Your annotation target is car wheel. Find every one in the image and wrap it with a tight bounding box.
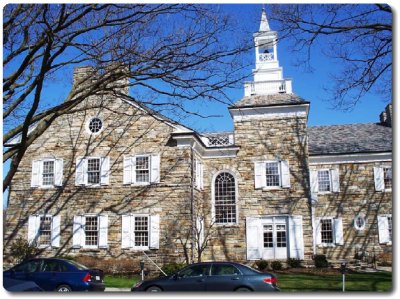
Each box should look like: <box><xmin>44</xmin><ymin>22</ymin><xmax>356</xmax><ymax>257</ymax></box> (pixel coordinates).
<box><xmin>56</xmin><ymin>285</ymin><xmax>72</xmax><ymax>292</ymax></box>
<box><xmin>146</xmin><ymin>286</ymin><xmax>162</xmax><ymax>292</ymax></box>
<box><xmin>235</xmin><ymin>287</ymin><xmax>252</xmax><ymax>292</ymax></box>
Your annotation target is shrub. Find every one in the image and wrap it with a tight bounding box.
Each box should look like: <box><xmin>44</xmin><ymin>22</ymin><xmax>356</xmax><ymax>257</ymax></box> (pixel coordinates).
<box><xmin>161</xmin><ymin>263</ymin><xmax>186</xmax><ymax>276</ymax></box>
<box><xmin>377</xmin><ymin>252</ymin><xmax>392</xmax><ymax>266</ymax></box>
<box><xmin>270</xmin><ymin>260</ymin><xmax>283</xmax><ymax>271</ymax></box>
<box><xmin>74</xmin><ymin>256</ymin><xmax>140</xmax><ymax>274</ymax></box>
<box><xmin>9</xmin><ymin>237</ymin><xmax>40</xmax><ymax>263</ymax></box>
<box><xmin>255</xmin><ymin>260</ymin><xmax>269</xmax><ymax>271</ymax></box>
<box><xmin>314</xmin><ymin>255</ymin><xmax>329</xmax><ymax>268</ymax></box>
<box><xmin>287</xmin><ymin>258</ymin><xmax>303</xmax><ymax>268</ymax></box>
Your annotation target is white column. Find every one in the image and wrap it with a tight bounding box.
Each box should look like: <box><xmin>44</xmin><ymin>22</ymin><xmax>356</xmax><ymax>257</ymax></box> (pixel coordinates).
<box><xmin>273</xmin><ymin>42</ymin><xmax>278</xmax><ymax>61</ymax></box>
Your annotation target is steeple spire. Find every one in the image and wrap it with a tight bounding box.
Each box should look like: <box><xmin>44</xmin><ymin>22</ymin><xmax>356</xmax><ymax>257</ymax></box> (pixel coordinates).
<box><xmin>259</xmin><ymin>7</ymin><xmax>270</xmax><ymax>32</ymax></box>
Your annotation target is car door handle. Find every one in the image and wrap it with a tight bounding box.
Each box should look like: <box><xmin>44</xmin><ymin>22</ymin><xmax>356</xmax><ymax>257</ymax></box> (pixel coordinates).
<box><xmin>231</xmin><ymin>277</ymin><xmax>240</xmax><ymax>280</ymax></box>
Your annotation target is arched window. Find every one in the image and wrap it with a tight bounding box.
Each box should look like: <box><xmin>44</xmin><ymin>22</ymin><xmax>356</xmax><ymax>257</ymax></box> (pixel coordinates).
<box><xmin>214</xmin><ymin>172</ymin><xmax>237</xmax><ymax>224</ymax></box>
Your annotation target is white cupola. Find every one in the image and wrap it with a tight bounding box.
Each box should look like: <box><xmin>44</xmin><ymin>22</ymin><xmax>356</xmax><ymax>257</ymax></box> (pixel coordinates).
<box><xmin>244</xmin><ymin>9</ymin><xmax>293</xmax><ymax>96</ymax></box>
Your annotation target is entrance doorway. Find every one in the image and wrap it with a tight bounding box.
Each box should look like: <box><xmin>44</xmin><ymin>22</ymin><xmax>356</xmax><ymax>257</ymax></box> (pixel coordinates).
<box><xmin>261</xmin><ymin>217</ymin><xmax>288</xmax><ymax>260</ymax></box>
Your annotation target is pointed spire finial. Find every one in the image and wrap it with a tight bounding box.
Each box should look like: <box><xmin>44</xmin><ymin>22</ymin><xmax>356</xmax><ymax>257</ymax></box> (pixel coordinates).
<box><xmin>259</xmin><ymin>6</ymin><xmax>270</xmax><ymax>32</ymax></box>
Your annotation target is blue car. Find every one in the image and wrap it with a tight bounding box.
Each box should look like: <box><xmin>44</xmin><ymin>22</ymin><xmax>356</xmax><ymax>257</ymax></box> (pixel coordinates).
<box><xmin>132</xmin><ymin>262</ymin><xmax>280</xmax><ymax>292</ymax></box>
<box><xmin>3</xmin><ymin>258</ymin><xmax>105</xmax><ymax>292</ymax></box>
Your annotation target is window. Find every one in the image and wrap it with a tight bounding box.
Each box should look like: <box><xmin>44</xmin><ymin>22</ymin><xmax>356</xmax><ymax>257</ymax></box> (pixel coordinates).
<box><xmin>136</xmin><ymin>156</ymin><xmax>150</xmax><ymax>183</ymax></box>
<box><xmin>42</xmin><ymin>161</ymin><xmax>55</xmax><ymax>186</ymax></box>
<box><xmin>387</xmin><ymin>216</ymin><xmax>392</xmax><ymax>241</ymax></box>
<box><xmin>39</xmin><ymin>216</ymin><xmax>52</xmax><ymax>246</ymax></box>
<box><xmin>88</xmin><ymin>117</ymin><xmax>103</xmax><ymax>133</ymax></box>
<box><xmin>320</xmin><ymin>219</ymin><xmax>334</xmax><ymax>244</ymax></box>
<box><xmin>31</xmin><ymin>159</ymin><xmax>63</xmax><ymax>187</ymax></box>
<box><xmin>87</xmin><ymin>158</ymin><xmax>101</xmax><ymax>184</ymax></box>
<box><xmin>211</xmin><ymin>264</ymin><xmax>240</xmax><ymax>276</ymax></box>
<box><xmin>354</xmin><ymin>215</ymin><xmax>366</xmax><ymax>231</ymax></box>
<box><xmin>134</xmin><ymin>216</ymin><xmax>149</xmax><ymax>247</ymax></box>
<box><xmin>265</xmin><ymin>162</ymin><xmax>280</xmax><ymax>187</ymax></box>
<box><xmin>276</xmin><ymin>224</ymin><xmax>287</xmax><ymax>248</ymax></box>
<box><xmin>13</xmin><ymin>260</ymin><xmax>42</xmax><ymax>273</ymax></box>
<box><xmin>75</xmin><ymin>157</ymin><xmax>109</xmax><ymax>186</ymax></box>
<box><xmin>178</xmin><ymin>264</ymin><xmax>210</xmax><ymax>278</ymax></box>
<box><xmin>123</xmin><ymin>154</ymin><xmax>160</xmax><ymax>185</ymax></box>
<box><xmin>42</xmin><ymin>260</ymin><xmax>63</xmax><ymax>272</ymax></box>
<box><xmin>121</xmin><ymin>214</ymin><xmax>160</xmax><ymax>250</ymax></box>
<box><xmin>383</xmin><ymin>167</ymin><xmax>392</xmax><ymax>189</ymax></box>
<box><xmin>84</xmin><ymin>216</ymin><xmax>99</xmax><ymax>247</ymax></box>
<box><xmin>263</xmin><ymin>225</ymin><xmax>273</xmax><ymax>248</ymax></box>
<box><xmin>317</xmin><ymin>170</ymin><xmax>331</xmax><ymax>192</ymax></box>
<box><xmin>214</xmin><ymin>172</ymin><xmax>237</xmax><ymax>224</ymax></box>
<box><xmin>254</xmin><ymin>160</ymin><xmax>290</xmax><ymax>189</ymax></box>
<box><xmin>28</xmin><ymin>215</ymin><xmax>60</xmax><ymax>248</ymax></box>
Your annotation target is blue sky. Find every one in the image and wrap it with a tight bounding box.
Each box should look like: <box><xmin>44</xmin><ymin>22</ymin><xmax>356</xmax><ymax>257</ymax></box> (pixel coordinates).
<box><xmin>2</xmin><ymin>3</ymin><xmax>393</xmax><ymax>209</ymax></box>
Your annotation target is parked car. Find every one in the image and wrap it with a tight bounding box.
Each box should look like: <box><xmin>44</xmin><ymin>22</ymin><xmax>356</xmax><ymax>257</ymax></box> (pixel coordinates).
<box><xmin>3</xmin><ymin>258</ymin><xmax>105</xmax><ymax>292</ymax></box>
<box><xmin>131</xmin><ymin>262</ymin><xmax>280</xmax><ymax>292</ymax></box>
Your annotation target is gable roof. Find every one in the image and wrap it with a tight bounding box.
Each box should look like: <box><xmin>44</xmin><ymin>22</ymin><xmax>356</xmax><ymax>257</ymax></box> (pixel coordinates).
<box><xmin>308</xmin><ymin>123</ymin><xmax>392</xmax><ymax>156</ymax></box>
<box><xmin>229</xmin><ymin>93</ymin><xmax>309</xmax><ymax>109</ymax></box>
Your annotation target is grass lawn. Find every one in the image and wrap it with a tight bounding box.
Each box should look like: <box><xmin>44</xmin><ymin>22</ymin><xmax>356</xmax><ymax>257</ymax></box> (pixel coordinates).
<box><xmin>277</xmin><ymin>271</ymin><xmax>392</xmax><ymax>292</ymax></box>
<box><xmin>104</xmin><ymin>271</ymin><xmax>392</xmax><ymax>292</ymax></box>
<box><xmin>104</xmin><ymin>275</ymin><xmax>140</xmax><ymax>288</ymax></box>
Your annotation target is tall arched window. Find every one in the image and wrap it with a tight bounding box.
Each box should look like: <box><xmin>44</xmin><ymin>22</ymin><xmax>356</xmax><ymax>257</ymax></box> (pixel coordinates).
<box><xmin>214</xmin><ymin>172</ymin><xmax>237</xmax><ymax>224</ymax></box>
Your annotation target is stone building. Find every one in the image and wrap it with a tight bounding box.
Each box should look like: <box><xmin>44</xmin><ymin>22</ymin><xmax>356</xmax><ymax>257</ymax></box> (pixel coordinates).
<box><xmin>4</xmin><ymin>10</ymin><xmax>392</xmax><ymax>268</ymax></box>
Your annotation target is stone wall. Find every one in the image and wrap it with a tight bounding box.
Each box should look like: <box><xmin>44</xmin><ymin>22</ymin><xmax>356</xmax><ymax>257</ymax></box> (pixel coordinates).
<box><xmin>310</xmin><ymin>161</ymin><xmax>392</xmax><ymax>262</ymax></box>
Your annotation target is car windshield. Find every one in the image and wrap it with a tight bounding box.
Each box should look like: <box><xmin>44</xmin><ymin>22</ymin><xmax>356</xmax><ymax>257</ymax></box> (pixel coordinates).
<box><xmin>239</xmin><ymin>264</ymin><xmax>262</xmax><ymax>275</ymax></box>
<box><xmin>65</xmin><ymin>260</ymin><xmax>88</xmax><ymax>270</ymax></box>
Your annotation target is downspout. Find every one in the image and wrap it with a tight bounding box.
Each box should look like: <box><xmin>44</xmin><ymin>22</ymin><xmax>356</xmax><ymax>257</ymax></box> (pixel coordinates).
<box><xmin>190</xmin><ymin>145</ymin><xmax>195</xmax><ymax>264</ymax></box>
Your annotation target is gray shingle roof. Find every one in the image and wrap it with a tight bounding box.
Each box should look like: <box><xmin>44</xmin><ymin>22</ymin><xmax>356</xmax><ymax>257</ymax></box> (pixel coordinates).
<box><xmin>230</xmin><ymin>93</ymin><xmax>308</xmax><ymax>108</ymax></box>
<box><xmin>308</xmin><ymin>123</ymin><xmax>392</xmax><ymax>155</ymax></box>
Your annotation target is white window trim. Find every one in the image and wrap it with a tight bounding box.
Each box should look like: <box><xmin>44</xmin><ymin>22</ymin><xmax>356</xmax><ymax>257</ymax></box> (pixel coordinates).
<box><xmin>211</xmin><ymin>170</ymin><xmax>239</xmax><ymax>226</ymax></box>
<box><xmin>318</xmin><ymin>217</ymin><xmax>336</xmax><ymax>247</ymax></box>
<box><xmin>133</xmin><ymin>154</ymin><xmax>151</xmax><ymax>186</ymax></box>
<box><xmin>32</xmin><ymin>158</ymin><xmax>63</xmax><ymax>188</ymax></box>
<box><xmin>86</xmin><ymin>116</ymin><xmax>104</xmax><ymax>135</ymax></box>
<box><xmin>316</xmin><ymin>168</ymin><xmax>332</xmax><ymax>194</ymax></box>
<box><xmin>86</xmin><ymin>157</ymin><xmax>102</xmax><ymax>187</ymax></box>
<box><xmin>132</xmin><ymin>214</ymin><xmax>150</xmax><ymax>251</ymax></box>
<box><xmin>76</xmin><ymin>156</ymin><xmax>109</xmax><ymax>187</ymax></box>
<box><xmin>37</xmin><ymin>214</ymin><xmax>53</xmax><ymax>248</ymax></box>
<box><xmin>82</xmin><ymin>214</ymin><xmax>100</xmax><ymax>249</ymax></box>
<box><xmin>263</xmin><ymin>161</ymin><xmax>282</xmax><ymax>190</ymax></box>
<box><xmin>382</xmin><ymin>166</ymin><xmax>392</xmax><ymax>192</ymax></box>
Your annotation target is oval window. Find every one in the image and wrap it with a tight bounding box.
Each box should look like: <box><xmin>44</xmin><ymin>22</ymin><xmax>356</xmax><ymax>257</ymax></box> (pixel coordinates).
<box><xmin>354</xmin><ymin>216</ymin><xmax>365</xmax><ymax>231</ymax></box>
<box><xmin>88</xmin><ymin>117</ymin><xmax>103</xmax><ymax>134</ymax></box>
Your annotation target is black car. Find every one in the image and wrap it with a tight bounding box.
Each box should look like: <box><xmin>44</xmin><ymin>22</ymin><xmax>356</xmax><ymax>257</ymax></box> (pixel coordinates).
<box><xmin>131</xmin><ymin>262</ymin><xmax>279</xmax><ymax>292</ymax></box>
<box><xmin>3</xmin><ymin>258</ymin><xmax>105</xmax><ymax>292</ymax></box>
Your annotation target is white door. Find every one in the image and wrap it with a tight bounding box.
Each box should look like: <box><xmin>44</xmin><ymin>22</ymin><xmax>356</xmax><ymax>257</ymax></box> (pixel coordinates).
<box><xmin>262</xmin><ymin>217</ymin><xmax>288</xmax><ymax>260</ymax></box>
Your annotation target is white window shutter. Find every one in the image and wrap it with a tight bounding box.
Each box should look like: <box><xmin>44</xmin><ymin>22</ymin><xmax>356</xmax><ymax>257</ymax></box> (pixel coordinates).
<box><xmin>100</xmin><ymin>157</ymin><xmax>110</xmax><ymax>185</ymax></box>
<box><xmin>98</xmin><ymin>215</ymin><xmax>108</xmax><ymax>248</ymax></box>
<box><xmin>374</xmin><ymin>167</ymin><xmax>384</xmax><ymax>191</ymax></box>
<box><xmin>123</xmin><ymin>156</ymin><xmax>133</xmax><ymax>185</ymax></box>
<box><xmin>377</xmin><ymin>216</ymin><xmax>390</xmax><ymax>244</ymax></box>
<box><xmin>254</xmin><ymin>162</ymin><xmax>266</xmax><ymax>189</ymax></box>
<box><xmin>151</xmin><ymin>154</ymin><xmax>160</xmax><ymax>183</ymax></box>
<box><xmin>195</xmin><ymin>160</ymin><xmax>200</xmax><ymax>189</ymax></box>
<box><xmin>149</xmin><ymin>215</ymin><xmax>160</xmax><ymax>249</ymax></box>
<box><xmin>51</xmin><ymin>215</ymin><xmax>61</xmax><ymax>247</ymax></box>
<box><xmin>75</xmin><ymin>158</ymin><xmax>86</xmax><ymax>186</ymax></box>
<box><xmin>314</xmin><ymin>217</ymin><xmax>322</xmax><ymax>245</ymax></box>
<box><xmin>331</xmin><ymin>169</ymin><xmax>340</xmax><ymax>192</ymax></box>
<box><xmin>72</xmin><ymin>215</ymin><xmax>83</xmax><ymax>248</ymax></box>
<box><xmin>288</xmin><ymin>215</ymin><xmax>304</xmax><ymax>259</ymax></box>
<box><xmin>54</xmin><ymin>159</ymin><xmax>64</xmax><ymax>186</ymax></box>
<box><xmin>132</xmin><ymin>156</ymin><xmax>137</xmax><ymax>184</ymax></box>
<box><xmin>246</xmin><ymin>217</ymin><xmax>261</xmax><ymax>260</ymax></box>
<box><xmin>121</xmin><ymin>215</ymin><xmax>132</xmax><ymax>248</ymax></box>
<box><xmin>28</xmin><ymin>215</ymin><xmax>40</xmax><ymax>245</ymax></box>
<box><xmin>334</xmin><ymin>218</ymin><xmax>344</xmax><ymax>245</ymax></box>
<box><xmin>31</xmin><ymin>160</ymin><xmax>41</xmax><ymax>187</ymax></box>
<box><xmin>310</xmin><ymin>170</ymin><xmax>319</xmax><ymax>193</ymax></box>
<box><xmin>280</xmin><ymin>160</ymin><xmax>291</xmax><ymax>188</ymax></box>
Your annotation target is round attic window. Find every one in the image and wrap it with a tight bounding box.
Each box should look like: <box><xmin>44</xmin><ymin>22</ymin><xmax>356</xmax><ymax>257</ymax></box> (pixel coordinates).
<box><xmin>88</xmin><ymin>117</ymin><xmax>103</xmax><ymax>134</ymax></box>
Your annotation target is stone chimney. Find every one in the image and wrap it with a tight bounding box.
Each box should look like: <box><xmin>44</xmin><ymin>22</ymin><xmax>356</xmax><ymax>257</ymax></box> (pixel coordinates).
<box><xmin>72</xmin><ymin>66</ymin><xmax>97</xmax><ymax>87</ymax></box>
<box><xmin>379</xmin><ymin>103</ymin><xmax>392</xmax><ymax>127</ymax></box>
<box><xmin>105</xmin><ymin>63</ymin><xmax>130</xmax><ymax>95</ymax></box>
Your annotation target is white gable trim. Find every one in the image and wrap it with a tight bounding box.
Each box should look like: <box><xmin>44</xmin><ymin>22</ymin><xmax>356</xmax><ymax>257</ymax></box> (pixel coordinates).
<box><xmin>309</xmin><ymin>152</ymin><xmax>392</xmax><ymax>165</ymax></box>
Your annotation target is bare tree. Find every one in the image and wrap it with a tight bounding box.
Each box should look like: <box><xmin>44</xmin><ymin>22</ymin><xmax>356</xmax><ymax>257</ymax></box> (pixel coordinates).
<box><xmin>3</xmin><ymin>4</ymin><xmax>251</xmax><ymax>191</ymax></box>
<box><xmin>269</xmin><ymin>4</ymin><xmax>392</xmax><ymax>110</ymax></box>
